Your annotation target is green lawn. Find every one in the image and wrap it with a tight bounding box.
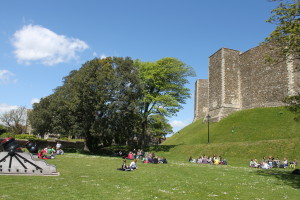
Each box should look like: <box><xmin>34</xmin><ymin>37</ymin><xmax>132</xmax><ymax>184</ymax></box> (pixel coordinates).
<box><xmin>1</xmin><ymin>107</ymin><xmax>299</xmax><ymax>199</ymax></box>
<box><xmin>0</xmin><ymin>153</ymin><xmax>299</xmax><ymax>200</ymax></box>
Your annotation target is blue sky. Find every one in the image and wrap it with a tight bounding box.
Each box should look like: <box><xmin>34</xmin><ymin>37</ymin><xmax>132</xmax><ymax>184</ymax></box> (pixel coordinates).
<box><xmin>0</xmin><ymin>0</ymin><xmax>277</xmax><ymax>134</ymax></box>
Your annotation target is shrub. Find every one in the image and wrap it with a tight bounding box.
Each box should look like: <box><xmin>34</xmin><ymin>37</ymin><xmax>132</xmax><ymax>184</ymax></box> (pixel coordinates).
<box><xmin>15</xmin><ymin>134</ymin><xmax>38</xmax><ymax>140</ymax></box>
<box><xmin>0</xmin><ymin>132</ymin><xmax>14</xmax><ymax>139</ymax></box>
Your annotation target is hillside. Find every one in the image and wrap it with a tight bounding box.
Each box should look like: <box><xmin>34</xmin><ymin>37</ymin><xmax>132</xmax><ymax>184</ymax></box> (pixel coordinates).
<box><xmin>159</xmin><ymin>107</ymin><xmax>300</xmax><ymax>165</ymax></box>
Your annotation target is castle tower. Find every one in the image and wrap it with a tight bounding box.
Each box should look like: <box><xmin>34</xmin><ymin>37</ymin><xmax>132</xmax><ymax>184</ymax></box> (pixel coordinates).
<box><xmin>208</xmin><ymin>48</ymin><xmax>241</xmax><ymax>121</ymax></box>
<box><xmin>193</xmin><ymin>79</ymin><xmax>208</xmax><ymax>121</ymax></box>
<box><xmin>194</xmin><ymin>44</ymin><xmax>300</xmax><ymax>123</ymax></box>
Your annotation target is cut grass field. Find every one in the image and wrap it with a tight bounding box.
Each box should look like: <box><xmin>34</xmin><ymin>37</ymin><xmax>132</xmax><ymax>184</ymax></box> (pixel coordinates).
<box><xmin>0</xmin><ymin>107</ymin><xmax>299</xmax><ymax>199</ymax></box>
<box><xmin>0</xmin><ymin>154</ymin><xmax>299</xmax><ymax>200</ymax></box>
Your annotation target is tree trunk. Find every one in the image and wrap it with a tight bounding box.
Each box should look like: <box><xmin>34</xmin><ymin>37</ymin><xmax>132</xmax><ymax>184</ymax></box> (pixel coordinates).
<box><xmin>139</xmin><ymin>118</ymin><xmax>148</xmax><ymax>147</ymax></box>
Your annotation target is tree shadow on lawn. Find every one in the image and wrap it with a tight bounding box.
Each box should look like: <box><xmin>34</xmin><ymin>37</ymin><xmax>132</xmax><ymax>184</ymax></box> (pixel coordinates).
<box><xmin>78</xmin><ymin>144</ymin><xmax>181</xmax><ymax>157</ymax></box>
<box><xmin>254</xmin><ymin>169</ymin><xmax>300</xmax><ymax>189</ymax></box>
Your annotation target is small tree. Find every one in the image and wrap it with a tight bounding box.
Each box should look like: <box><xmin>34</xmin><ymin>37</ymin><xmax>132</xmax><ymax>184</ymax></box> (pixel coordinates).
<box><xmin>284</xmin><ymin>94</ymin><xmax>300</xmax><ymax>121</ymax></box>
<box><xmin>0</xmin><ymin>106</ymin><xmax>27</xmax><ymax>135</ymax></box>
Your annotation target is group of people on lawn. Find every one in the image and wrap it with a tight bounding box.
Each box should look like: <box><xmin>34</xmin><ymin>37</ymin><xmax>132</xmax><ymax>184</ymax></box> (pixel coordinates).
<box><xmin>249</xmin><ymin>156</ymin><xmax>298</xmax><ymax>169</ymax></box>
<box><xmin>38</xmin><ymin>142</ymin><xmax>64</xmax><ymax>159</ymax></box>
<box><xmin>118</xmin><ymin>150</ymin><xmax>168</xmax><ymax>171</ymax></box>
<box><xmin>126</xmin><ymin>151</ymin><xmax>167</xmax><ymax>164</ymax></box>
<box><xmin>189</xmin><ymin>154</ymin><xmax>227</xmax><ymax>165</ymax></box>
<box><xmin>118</xmin><ymin>159</ymin><xmax>138</xmax><ymax>171</ymax></box>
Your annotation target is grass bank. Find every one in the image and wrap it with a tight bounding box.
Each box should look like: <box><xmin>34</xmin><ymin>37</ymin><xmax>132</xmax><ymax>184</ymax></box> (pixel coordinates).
<box><xmin>161</xmin><ymin>107</ymin><xmax>300</xmax><ymax>165</ymax></box>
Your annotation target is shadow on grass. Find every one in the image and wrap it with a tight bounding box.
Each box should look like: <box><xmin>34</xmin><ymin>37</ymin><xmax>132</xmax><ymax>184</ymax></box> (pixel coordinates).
<box><xmin>77</xmin><ymin>144</ymin><xmax>181</xmax><ymax>157</ymax></box>
<box><xmin>255</xmin><ymin>169</ymin><xmax>300</xmax><ymax>189</ymax></box>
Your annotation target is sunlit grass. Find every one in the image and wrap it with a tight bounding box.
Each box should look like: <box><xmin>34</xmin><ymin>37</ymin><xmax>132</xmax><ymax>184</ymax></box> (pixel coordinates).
<box><xmin>162</xmin><ymin>107</ymin><xmax>300</xmax><ymax>166</ymax></box>
<box><xmin>0</xmin><ymin>153</ymin><xmax>299</xmax><ymax>200</ymax></box>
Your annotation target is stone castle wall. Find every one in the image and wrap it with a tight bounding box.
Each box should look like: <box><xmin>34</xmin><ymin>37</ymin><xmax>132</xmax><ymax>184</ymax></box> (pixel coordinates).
<box><xmin>239</xmin><ymin>45</ymin><xmax>289</xmax><ymax>110</ymax></box>
<box><xmin>194</xmin><ymin>44</ymin><xmax>300</xmax><ymax>122</ymax></box>
<box><xmin>207</xmin><ymin>49</ymin><xmax>223</xmax><ymax>120</ymax></box>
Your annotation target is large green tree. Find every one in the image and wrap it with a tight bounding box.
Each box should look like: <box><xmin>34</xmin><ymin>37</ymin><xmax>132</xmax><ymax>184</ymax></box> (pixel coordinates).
<box><xmin>265</xmin><ymin>0</ymin><xmax>300</xmax><ymax>121</ymax></box>
<box><xmin>30</xmin><ymin>57</ymin><xmax>143</xmax><ymax>151</ymax></box>
<box><xmin>135</xmin><ymin>57</ymin><xmax>195</xmax><ymax>145</ymax></box>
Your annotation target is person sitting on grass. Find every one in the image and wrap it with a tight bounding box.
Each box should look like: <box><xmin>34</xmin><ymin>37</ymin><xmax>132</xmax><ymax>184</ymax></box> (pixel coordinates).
<box><xmin>207</xmin><ymin>156</ymin><xmax>212</xmax><ymax>164</ymax></box>
<box><xmin>202</xmin><ymin>155</ymin><xmax>207</xmax><ymax>164</ymax></box>
<box><xmin>283</xmin><ymin>157</ymin><xmax>288</xmax><ymax>168</ymax></box>
<box><xmin>127</xmin><ymin>151</ymin><xmax>134</xmax><ymax>160</ymax></box>
<box><xmin>196</xmin><ymin>157</ymin><xmax>202</xmax><ymax>164</ymax></box>
<box><xmin>142</xmin><ymin>157</ymin><xmax>149</xmax><ymax>163</ymax></box>
<box><xmin>290</xmin><ymin>159</ymin><xmax>297</xmax><ymax>169</ymax></box>
<box><xmin>129</xmin><ymin>159</ymin><xmax>138</xmax><ymax>170</ymax></box>
<box><xmin>261</xmin><ymin>161</ymin><xmax>270</xmax><ymax>169</ymax></box>
<box><xmin>214</xmin><ymin>157</ymin><xmax>220</xmax><ymax>165</ymax></box>
<box><xmin>153</xmin><ymin>156</ymin><xmax>159</xmax><ymax>164</ymax></box>
<box><xmin>56</xmin><ymin>148</ymin><xmax>64</xmax><ymax>155</ymax></box>
<box><xmin>117</xmin><ymin>159</ymin><xmax>130</xmax><ymax>171</ymax></box>
<box><xmin>48</xmin><ymin>146</ymin><xmax>56</xmax><ymax>154</ymax></box>
<box><xmin>160</xmin><ymin>157</ymin><xmax>168</xmax><ymax>164</ymax></box>
<box><xmin>273</xmin><ymin>157</ymin><xmax>280</xmax><ymax>168</ymax></box>
<box><xmin>268</xmin><ymin>156</ymin><xmax>274</xmax><ymax>168</ymax></box>
<box><xmin>250</xmin><ymin>159</ymin><xmax>255</xmax><ymax>167</ymax></box>
<box><xmin>250</xmin><ymin>159</ymin><xmax>260</xmax><ymax>168</ymax></box>
<box><xmin>147</xmin><ymin>155</ymin><xmax>153</xmax><ymax>163</ymax></box>
<box><xmin>38</xmin><ymin>150</ymin><xmax>54</xmax><ymax>159</ymax></box>
<box><xmin>221</xmin><ymin>158</ymin><xmax>228</xmax><ymax>165</ymax></box>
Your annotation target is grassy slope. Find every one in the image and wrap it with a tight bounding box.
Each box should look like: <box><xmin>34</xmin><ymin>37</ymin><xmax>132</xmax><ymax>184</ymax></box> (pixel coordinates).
<box><xmin>161</xmin><ymin>107</ymin><xmax>300</xmax><ymax>165</ymax></box>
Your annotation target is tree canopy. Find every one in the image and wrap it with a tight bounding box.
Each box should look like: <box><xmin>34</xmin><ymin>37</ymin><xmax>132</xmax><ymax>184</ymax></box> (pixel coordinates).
<box><xmin>29</xmin><ymin>56</ymin><xmax>194</xmax><ymax>151</ymax></box>
<box><xmin>265</xmin><ymin>0</ymin><xmax>300</xmax><ymax>62</ymax></box>
<box><xmin>134</xmin><ymin>57</ymin><xmax>195</xmax><ymax>145</ymax></box>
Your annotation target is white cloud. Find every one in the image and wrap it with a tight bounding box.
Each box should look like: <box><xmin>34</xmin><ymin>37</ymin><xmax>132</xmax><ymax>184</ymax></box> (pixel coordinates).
<box><xmin>30</xmin><ymin>98</ymin><xmax>40</xmax><ymax>105</ymax></box>
<box><xmin>12</xmin><ymin>24</ymin><xmax>89</xmax><ymax>65</ymax></box>
<box><xmin>170</xmin><ymin>120</ymin><xmax>190</xmax><ymax>128</ymax></box>
<box><xmin>0</xmin><ymin>70</ymin><xmax>16</xmax><ymax>84</ymax></box>
<box><xmin>100</xmin><ymin>54</ymin><xmax>108</xmax><ymax>59</ymax></box>
<box><xmin>0</xmin><ymin>104</ymin><xmax>19</xmax><ymax>114</ymax></box>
